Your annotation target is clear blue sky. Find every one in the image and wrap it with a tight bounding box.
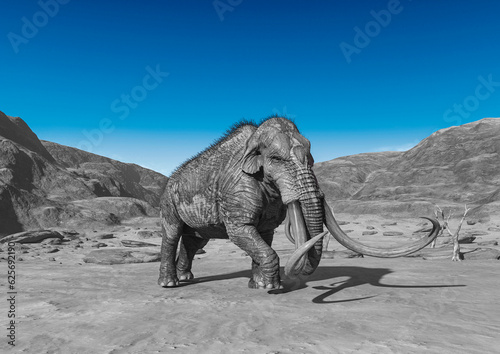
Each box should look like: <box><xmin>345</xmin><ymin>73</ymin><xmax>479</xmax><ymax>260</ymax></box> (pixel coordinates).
<box><xmin>2</xmin><ymin>0</ymin><xmax>499</xmax><ymax>175</ymax></box>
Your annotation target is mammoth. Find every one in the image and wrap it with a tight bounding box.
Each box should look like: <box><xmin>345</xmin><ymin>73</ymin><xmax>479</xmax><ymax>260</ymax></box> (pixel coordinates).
<box><xmin>158</xmin><ymin>117</ymin><xmax>440</xmax><ymax>289</ymax></box>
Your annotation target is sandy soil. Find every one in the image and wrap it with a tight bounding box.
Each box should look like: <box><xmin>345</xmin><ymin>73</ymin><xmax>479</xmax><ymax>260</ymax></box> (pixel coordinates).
<box><xmin>1</xmin><ymin>215</ymin><xmax>499</xmax><ymax>354</ymax></box>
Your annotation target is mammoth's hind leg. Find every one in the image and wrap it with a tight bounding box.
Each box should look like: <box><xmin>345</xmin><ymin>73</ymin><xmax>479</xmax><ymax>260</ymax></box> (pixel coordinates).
<box><xmin>158</xmin><ymin>207</ymin><xmax>184</xmax><ymax>288</ymax></box>
<box><xmin>177</xmin><ymin>229</ymin><xmax>208</xmax><ymax>281</ymax></box>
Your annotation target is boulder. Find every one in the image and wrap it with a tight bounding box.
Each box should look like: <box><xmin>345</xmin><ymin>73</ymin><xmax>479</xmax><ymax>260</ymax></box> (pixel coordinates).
<box><xmin>0</xmin><ymin>230</ymin><xmax>63</xmax><ymax>244</ymax></box>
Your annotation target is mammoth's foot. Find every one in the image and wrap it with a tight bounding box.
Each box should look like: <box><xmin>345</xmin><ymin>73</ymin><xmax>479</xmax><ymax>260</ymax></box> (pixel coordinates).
<box><xmin>177</xmin><ymin>270</ymin><xmax>194</xmax><ymax>281</ymax></box>
<box><xmin>248</xmin><ymin>269</ymin><xmax>282</xmax><ymax>289</ymax></box>
<box><xmin>158</xmin><ymin>274</ymin><xmax>179</xmax><ymax>287</ymax></box>
<box><xmin>248</xmin><ymin>279</ymin><xmax>282</xmax><ymax>289</ymax></box>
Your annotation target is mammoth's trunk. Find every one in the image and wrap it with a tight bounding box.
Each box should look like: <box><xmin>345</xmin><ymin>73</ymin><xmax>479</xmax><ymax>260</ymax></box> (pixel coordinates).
<box><xmin>298</xmin><ymin>193</ymin><xmax>324</xmax><ymax>272</ymax></box>
<box><xmin>283</xmin><ymin>170</ymin><xmax>327</xmax><ymax>278</ymax></box>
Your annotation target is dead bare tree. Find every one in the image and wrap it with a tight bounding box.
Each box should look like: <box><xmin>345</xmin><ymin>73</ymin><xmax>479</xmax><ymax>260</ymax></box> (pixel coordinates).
<box><xmin>434</xmin><ymin>204</ymin><xmax>471</xmax><ymax>261</ymax></box>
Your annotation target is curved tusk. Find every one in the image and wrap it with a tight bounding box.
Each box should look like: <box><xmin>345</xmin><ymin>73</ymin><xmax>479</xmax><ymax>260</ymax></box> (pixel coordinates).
<box><xmin>324</xmin><ymin>200</ymin><xmax>440</xmax><ymax>258</ymax></box>
<box><xmin>287</xmin><ymin>201</ymin><xmax>309</xmax><ymax>273</ymax></box>
<box><xmin>284</xmin><ymin>214</ymin><xmax>295</xmax><ymax>244</ymax></box>
<box><xmin>284</xmin><ymin>231</ymin><xmax>328</xmax><ymax>278</ymax></box>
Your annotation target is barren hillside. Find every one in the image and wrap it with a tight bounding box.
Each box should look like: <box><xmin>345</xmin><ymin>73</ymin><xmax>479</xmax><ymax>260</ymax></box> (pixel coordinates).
<box><xmin>314</xmin><ymin>118</ymin><xmax>500</xmax><ymax>218</ymax></box>
<box><xmin>0</xmin><ymin>111</ymin><xmax>168</xmax><ymax>236</ymax></box>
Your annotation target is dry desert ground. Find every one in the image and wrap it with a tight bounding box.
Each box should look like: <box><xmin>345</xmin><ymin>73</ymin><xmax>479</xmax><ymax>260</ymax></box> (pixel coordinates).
<box><xmin>1</xmin><ymin>214</ymin><xmax>499</xmax><ymax>354</ymax></box>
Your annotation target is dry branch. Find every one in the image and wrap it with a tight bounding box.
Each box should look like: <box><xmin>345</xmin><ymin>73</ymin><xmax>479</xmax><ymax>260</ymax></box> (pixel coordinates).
<box><xmin>434</xmin><ymin>204</ymin><xmax>470</xmax><ymax>261</ymax></box>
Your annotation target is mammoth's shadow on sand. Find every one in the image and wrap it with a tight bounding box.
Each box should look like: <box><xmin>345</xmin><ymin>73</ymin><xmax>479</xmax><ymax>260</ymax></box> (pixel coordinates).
<box><xmin>186</xmin><ymin>265</ymin><xmax>466</xmax><ymax>304</ymax></box>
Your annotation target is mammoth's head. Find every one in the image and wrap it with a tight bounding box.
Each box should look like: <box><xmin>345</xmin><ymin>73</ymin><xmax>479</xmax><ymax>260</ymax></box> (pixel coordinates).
<box><xmin>241</xmin><ymin>117</ymin><xmax>321</xmax><ymax>204</ymax></box>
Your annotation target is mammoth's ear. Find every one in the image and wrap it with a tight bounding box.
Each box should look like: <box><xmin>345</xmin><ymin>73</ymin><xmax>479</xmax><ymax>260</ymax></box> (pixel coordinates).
<box><xmin>307</xmin><ymin>152</ymin><xmax>315</xmax><ymax>167</ymax></box>
<box><xmin>241</xmin><ymin>137</ymin><xmax>263</xmax><ymax>174</ymax></box>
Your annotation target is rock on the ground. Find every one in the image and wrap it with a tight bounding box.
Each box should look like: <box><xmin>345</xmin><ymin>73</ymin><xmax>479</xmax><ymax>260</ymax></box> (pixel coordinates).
<box><xmin>383</xmin><ymin>231</ymin><xmax>403</xmax><ymax>236</ymax></box>
<box><xmin>0</xmin><ymin>230</ymin><xmax>63</xmax><ymax>244</ymax></box>
<box><xmin>95</xmin><ymin>233</ymin><xmax>114</xmax><ymax>239</ymax></box>
<box><xmin>382</xmin><ymin>222</ymin><xmax>398</xmax><ymax>226</ymax></box>
<box><xmin>362</xmin><ymin>231</ymin><xmax>378</xmax><ymax>235</ymax></box>
<box><xmin>121</xmin><ymin>240</ymin><xmax>159</xmax><ymax>248</ymax></box>
<box><xmin>458</xmin><ymin>236</ymin><xmax>476</xmax><ymax>244</ymax></box>
<box><xmin>83</xmin><ymin>249</ymin><xmax>161</xmax><ymax>264</ymax></box>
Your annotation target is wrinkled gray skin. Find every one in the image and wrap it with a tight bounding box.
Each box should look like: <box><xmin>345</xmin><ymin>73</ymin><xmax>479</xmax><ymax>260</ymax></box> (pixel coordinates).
<box><xmin>158</xmin><ymin>117</ymin><xmax>439</xmax><ymax>289</ymax></box>
<box><xmin>159</xmin><ymin>117</ymin><xmax>323</xmax><ymax>289</ymax></box>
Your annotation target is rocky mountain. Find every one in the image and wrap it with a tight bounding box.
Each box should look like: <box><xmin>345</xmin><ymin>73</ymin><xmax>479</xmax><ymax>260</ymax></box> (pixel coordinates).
<box><xmin>0</xmin><ymin>111</ymin><xmax>168</xmax><ymax>236</ymax></box>
<box><xmin>41</xmin><ymin>141</ymin><xmax>166</xmax><ymax>205</ymax></box>
<box><xmin>314</xmin><ymin>118</ymin><xmax>500</xmax><ymax>218</ymax></box>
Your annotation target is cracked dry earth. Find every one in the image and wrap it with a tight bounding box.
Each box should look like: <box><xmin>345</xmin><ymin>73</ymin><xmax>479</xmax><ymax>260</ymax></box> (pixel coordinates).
<box><xmin>1</xmin><ymin>215</ymin><xmax>499</xmax><ymax>354</ymax></box>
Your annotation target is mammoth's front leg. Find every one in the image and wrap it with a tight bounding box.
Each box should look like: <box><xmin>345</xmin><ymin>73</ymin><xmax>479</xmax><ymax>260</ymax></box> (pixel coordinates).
<box><xmin>228</xmin><ymin>225</ymin><xmax>280</xmax><ymax>289</ymax></box>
